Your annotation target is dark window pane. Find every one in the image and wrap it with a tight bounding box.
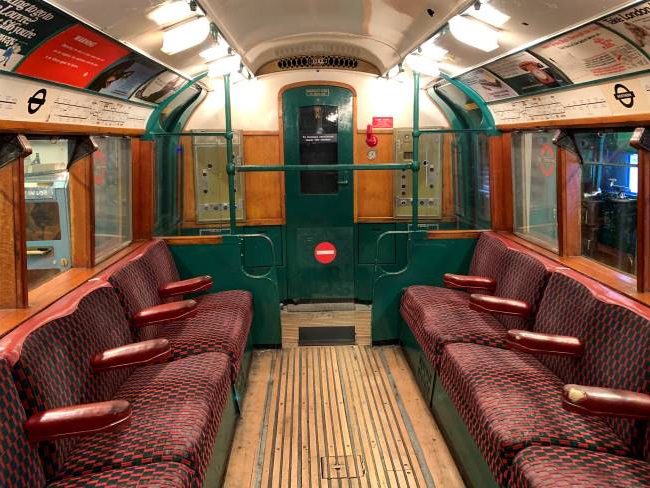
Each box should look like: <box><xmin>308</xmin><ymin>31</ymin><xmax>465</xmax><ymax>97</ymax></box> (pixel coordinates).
<box><xmin>25</xmin><ymin>202</ymin><xmax>61</xmax><ymax>241</ymax></box>
<box><xmin>299</xmin><ymin>105</ymin><xmax>338</xmax><ymax>194</ymax></box>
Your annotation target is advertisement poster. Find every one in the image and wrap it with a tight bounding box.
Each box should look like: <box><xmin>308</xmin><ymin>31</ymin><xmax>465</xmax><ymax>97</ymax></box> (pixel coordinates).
<box><xmin>88</xmin><ymin>53</ymin><xmax>163</xmax><ymax>99</ymax></box>
<box><xmin>132</xmin><ymin>70</ymin><xmax>184</xmax><ymax>104</ymax></box>
<box><xmin>15</xmin><ymin>24</ymin><xmax>129</xmax><ymax>88</ymax></box>
<box><xmin>486</xmin><ymin>51</ymin><xmax>571</xmax><ymax>95</ymax></box>
<box><xmin>0</xmin><ymin>0</ymin><xmax>73</xmax><ymax>71</ymax></box>
<box><xmin>600</xmin><ymin>2</ymin><xmax>650</xmax><ymax>56</ymax></box>
<box><xmin>458</xmin><ymin>68</ymin><xmax>518</xmax><ymax>101</ymax></box>
<box><xmin>532</xmin><ymin>23</ymin><xmax>649</xmax><ymax>83</ymax></box>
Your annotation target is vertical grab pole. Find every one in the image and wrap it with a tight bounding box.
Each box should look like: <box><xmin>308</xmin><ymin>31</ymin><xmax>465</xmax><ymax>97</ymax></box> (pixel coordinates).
<box><xmin>412</xmin><ymin>71</ymin><xmax>421</xmax><ymax>229</ymax></box>
<box><xmin>224</xmin><ymin>73</ymin><xmax>237</xmax><ymax>234</ymax></box>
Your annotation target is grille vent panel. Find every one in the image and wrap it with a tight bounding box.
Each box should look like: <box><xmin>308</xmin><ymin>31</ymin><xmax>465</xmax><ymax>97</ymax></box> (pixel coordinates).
<box><xmin>278</xmin><ymin>55</ymin><xmax>359</xmax><ymax>70</ymax></box>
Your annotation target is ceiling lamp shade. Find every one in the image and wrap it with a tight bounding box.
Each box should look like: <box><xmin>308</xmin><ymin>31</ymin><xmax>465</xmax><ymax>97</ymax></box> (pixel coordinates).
<box><xmin>148</xmin><ymin>1</ymin><xmax>200</xmax><ymax>27</ymax></box>
<box><xmin>466</xmin><ymin>3</ymin><xmax>510</xmax><ymax>28</ymax></box>
<box><xmin>161</xmin><ymin>16</ymin><xmax>210</xmax><ymax>55</ymax></box>
<box><xmin>448</xmin><ymin>15</ymin><xmax>500</xmax><ymax>52</ymax></box>
<box><xmin>208</xmin><ymin>54</ymin><xmax>242</xmax><ymax>78</ymax></box>
<box><xmin>405</xmin><ymin>53</ymin><xmax>440</xmax><ymax>77</ymax></box>
<box><xmin>419</xmin><ymin>39</ymin><xmax>448</xmax><ymax>61</ymax></box>
<box><xmin>200</xmin><ymin>36</ymin><xmax>230</xmax><ymax>61</ymax></box>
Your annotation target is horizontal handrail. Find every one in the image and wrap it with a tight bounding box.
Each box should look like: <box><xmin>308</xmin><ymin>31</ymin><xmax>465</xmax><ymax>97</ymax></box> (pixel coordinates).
<box><xmin>236</xmin><ymin>162</ymin><xmax>416</xmax><ymax>173</ymax></box>
<box><xmin>150</xmin><ymin>131</ymin><xmax>228</xmax><ymax>137</ymax></box>
<box><xmin>417</xmin><ymin>129</ymin><xmax>492</xmax><ymax>134</ymax></box>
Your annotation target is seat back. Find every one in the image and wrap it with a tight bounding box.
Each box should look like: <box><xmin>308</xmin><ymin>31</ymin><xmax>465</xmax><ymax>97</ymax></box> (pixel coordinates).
<box><xmin>493</xmin><ymin>250</ymin><xmax>552</xmax><ymax>330</ymax></box>
<box><xmin>578</xmin><ymin>298</ymin><xmax>650</xmax><ymax>457</ymax></box>
<box><xmin>0</xmin><ymin>282</ymin><xmax>134</xmax><ymax>479</ymax></box>
<box><xmin>0</xmin><ymin>358</ymin><xmax>46</xmax><ymax>488</ymax></box>
<box><xmin>468</xmin><ymin>232</ymin><xmax>510</xmax><ymax>281</ymax></box>
<box><xmin>139</xmin><ymin>240</ymin><xmax>180</xmax><ymax>289</ymax></box>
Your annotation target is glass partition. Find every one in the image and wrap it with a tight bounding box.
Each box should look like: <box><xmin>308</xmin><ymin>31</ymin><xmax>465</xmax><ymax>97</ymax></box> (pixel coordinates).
<box><xmin>24</xmin><ymin>137</ymin><xmax>71</xmax><ymax>289</ymax></box>
<box><xmin>512</xmin><ymin>131</ymin><xmax>558</xmax><ymax>251</ymax></box>
<box><xmin>577</xmin><ymin>130</ymin><xmax>637</xmax><ymax>275</ymax></box>
<box><xmin>94</xmin><ymin>137</ymin><xmax>132</xmax><ymax>262</ymax></box>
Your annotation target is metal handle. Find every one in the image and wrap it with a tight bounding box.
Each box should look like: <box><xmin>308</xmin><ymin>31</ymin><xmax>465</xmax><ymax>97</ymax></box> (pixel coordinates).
<box><xmin>338</xmin><ymin>179</ymin><xmax>349</xmax><ymax>186</ymax></box>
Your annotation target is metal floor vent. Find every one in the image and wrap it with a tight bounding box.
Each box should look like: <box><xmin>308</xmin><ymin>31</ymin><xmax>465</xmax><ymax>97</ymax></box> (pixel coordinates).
<box><xmin>298</xmin><ymin>326</ymin><xmax>355</xmax><ymax>346</ymax></box>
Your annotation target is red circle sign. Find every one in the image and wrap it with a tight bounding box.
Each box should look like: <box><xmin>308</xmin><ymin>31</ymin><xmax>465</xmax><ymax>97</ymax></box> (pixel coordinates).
<box><xmin>314</xmin><ymin>241</ymin><xmax>337</xmax><ymax>264</ymax></box>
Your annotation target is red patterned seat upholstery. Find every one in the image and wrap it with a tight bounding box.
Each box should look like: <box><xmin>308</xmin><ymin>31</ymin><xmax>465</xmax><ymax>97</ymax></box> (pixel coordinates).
<box><xmin>510</xmin><ymin>446</ymin><xmax>650</xmax><ymax>488</ymax></box>
<box><xmin>438</xmin><ymin>343</ymin><xmax>630</xmax><ymax>486</ymax></box>
<box><xmin>48</xmin><ymin>463</ymin><xmax>195</xmax><ymax>488</ymax></box>
<box><xmin>106</xmin><ymin>240</ymin><xmax>253</xmax><ymax>376</ymax></box>
<box><xmin>0</xmin><ymin>282</ymin><xmax>231</xmax><ymax>485</ymax></box>
<box><xmin>400</xmin><ymin>232</ymin><xmax>554</xmax><ymax>365</ymax></box>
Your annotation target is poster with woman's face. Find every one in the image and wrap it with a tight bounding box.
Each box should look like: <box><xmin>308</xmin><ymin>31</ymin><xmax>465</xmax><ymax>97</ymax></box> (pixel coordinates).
<box><xmin>131</xmin><ymin>71</ymin><xmax>185</xmax><ymax>104</ymax></box>
<box><xmin>458</xmin><ymin>68</ymin><xmax>518</xmax><ymax>102</ymax></box>
<box><xmin>601</xmin><ymin>2</ymin><xmax>650</xmax><ymax>55</ymax></box>
<box><xmin>87</xmin><ymin>54</ymin><xmax>163</xmax><ymax>99</ymax></box>
<box><xmin>485</xmin><ymin>51</ymin><xmax>571</xmax><ymax>95</ymax></box>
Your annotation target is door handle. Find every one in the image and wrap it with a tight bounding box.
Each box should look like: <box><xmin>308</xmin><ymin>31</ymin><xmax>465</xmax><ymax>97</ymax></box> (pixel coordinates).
<box><xmin>338</xmin><ymin>179</ymin><xmax>349</xmax><ymax>186</ymax></box>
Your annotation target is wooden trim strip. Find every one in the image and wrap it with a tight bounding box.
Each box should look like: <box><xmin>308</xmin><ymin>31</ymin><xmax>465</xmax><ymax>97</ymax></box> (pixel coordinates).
<box><xmin>497</xmin><ymin>113</ymin><xmax>650</xmax><ymax>131</ymax></box>
<box><xmin>0</xmin><ymin>121</ymin><xmax>144</xmax><ymax>136</ymax></box>
<box><xmin>427</xmin><ymin>230</ymin><xmax>483</xmax><ymax>240</ymax></box>
<box><xmin>637</xmin><ymin>148</ymin><xmax>650</xmax><ymax>293</ymax></box>
<box><xmin>69</xmin><ymin>155</ymin><xmax>95</xmax><ymax>267</ymax></box>
<box><xmin>162</xmin><ymin>236</ymin><xmax>224</xmax><ymax>246</ymax></box>
<box><xmin>500</xmin><ymin>232</ymin><xmax>650</xmax><ymax>306</ymax></box>
<box><xmin>0</xmin><ymin>241</ymin><xmax>147</xmax><ymax>337</ymax></box>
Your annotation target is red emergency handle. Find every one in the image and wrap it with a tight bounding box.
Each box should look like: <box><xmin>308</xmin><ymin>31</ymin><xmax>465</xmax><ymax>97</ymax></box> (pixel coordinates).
<box><xmin>366</xmin><ymin>124</ymin><xmax>378</xmax><ymax>147</ymax></box>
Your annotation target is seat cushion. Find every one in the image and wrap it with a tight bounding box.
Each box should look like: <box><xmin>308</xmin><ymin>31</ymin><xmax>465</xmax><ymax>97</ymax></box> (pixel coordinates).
<box><xmin>49</xmin><ymin>463</ymin><xmax>195</xmax><ymax>488</ymax></box>
<box><xmin>510</xmin><ymin>446</ymin><xmax>650</xmax><ymax>488</ymax></box>
<box><xmin>438</xmin><ymin>343</ymin><xmax>629</xmax><ymax>486</ymax></box>
<box><xmin>401</xmin><ymin>286</ymin><xmax>508</xmax><ymax>366</ymax></box>
<box><xmin>152</xmin><ymin>291</ymin><xmax>253</xmax><ymax>375</ymax></box>
<box><xmin>54</xmin><ymin>352</ymin><xmax>231</xmax><ymax>485</ymax></box>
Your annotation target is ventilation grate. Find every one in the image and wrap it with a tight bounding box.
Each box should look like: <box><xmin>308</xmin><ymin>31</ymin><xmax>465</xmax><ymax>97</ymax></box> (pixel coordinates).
<box><xmin>277</xmin><ymin>55</ymin><xmax>359</xmax><ymax>71</ymax></box>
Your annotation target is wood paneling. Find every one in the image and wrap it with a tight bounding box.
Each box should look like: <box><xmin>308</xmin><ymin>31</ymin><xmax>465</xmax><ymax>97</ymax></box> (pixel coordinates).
<box><xmin>0</xmin><ymin>157</ymin><xmax>27</xmax><ymax>309</ymax></box>
<box><xmin>557</xmin><ymin>148</ymin><xmax>582</xmax><ymax>257</ymax></box>
<box><xmin>427</xmin><ymin>230</ymin><xmax>482</xmax><ymax>240</ymax></box>
<box><xmin>161</xmin><ymin>236</ymin><xmax>223</xmax><ymax>246</ymax></box>
<box><xmin>442</xmin><ymin>134</ymin><xmax>455</xmax><ymax>220</ymax></box>
<box><xmin>132</xmin><ymin>139</ymin><xmax>155</xmax><ymax>240</ymax></box>
<box><xmin>498</xmin><ymin>114</ymin><xmax>650</xmax><ymax>131</ymax></box>
<box><xmin>181</xmin><ymin>136</ymin><xmax>196</xmax><ymax>225</ymax></box>
<box><xmin>637</xmin><ymin>148</ymin><xmax>650</xmax><ymax>292</ymax></box>
<box><xmin>0</xmin><ymin>121</ymin><xmax>143</xmax><ymax>136</ymax></box>
<box><xmin>281</xmin><ymin>309</ymin><xmax>371</xmax><ymax>347</ymax></box>
<box><xmin>0</xmin><ymin>241</ymin><xmax>146</xmax><ymax>337</ymax></box>
<box><xmin>243</xmin><ymin>133</ymin><xmax>284</xmax><ymax>225</ymax></box>
<box><xmin>69</xmin><ymin>155</ymin><xmax>95</xmax><ymax>267</ymax></box>
<box><xmin>489</xmin><ymin>134</ymin><xmax>513</xmax><ymax>232</ymax></box>
<box><xmin>355</xmin><ymin>130</ymin><xmax>394</xmax><ymax>221</ymax></box>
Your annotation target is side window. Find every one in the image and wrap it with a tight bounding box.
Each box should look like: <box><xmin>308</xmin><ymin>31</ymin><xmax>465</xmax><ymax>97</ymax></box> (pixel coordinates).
<box><xmin>94</xmin><ymin>137</ymin><xmax>132</xmax><ymax>262</ymax></box>
<box><xmin>24</xmin><ymin>137</ymin><xmax>72</xmax><ymax>290</ymax></box>
<box><xmin>512</xmin><ymin>131</ymin><xmax>558</xmax><ymax>251</ymax></box>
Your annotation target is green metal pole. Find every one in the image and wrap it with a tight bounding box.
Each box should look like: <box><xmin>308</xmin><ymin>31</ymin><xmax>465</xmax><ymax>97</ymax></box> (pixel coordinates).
<box><xmin>412</xmin><ymin>71</ymin><xmax>421</xmax><ymax>229</ymax></box>
<box><xmin>224</xmin><ymin>73</ymin><xmax>237</xmax><ymax>234</ymax></box>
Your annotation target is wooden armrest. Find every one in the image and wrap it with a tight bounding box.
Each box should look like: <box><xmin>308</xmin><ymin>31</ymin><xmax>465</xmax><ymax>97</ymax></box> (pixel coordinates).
<box><xmin>91</xmin><ymin>339</ymin><xmax>171</xmax><ymax>372</ymax></box>
<box><xmin>132</xmin><ymin>300</ymin><xmax>197</xmax><ymax>328</ymax></box>
<box><xmin>443</xmin><ymin>273</ymin><xmax>496</xmax><ymax>293</ymax></box>
<box><xmin>563</xmin><ymin>385</ymin><xmax>650</xmax><ymax>420</ymax></box>
<box><xmin>24</xmin><ymin>400</ymin><xmax>131</xmax><ymax>443</ymax></box>
<box><xmin>159</xmin><ymin>276</ymin><xmax>213</xmax><ymax>298</ymax></box>
<box><xmin>469</xmin><ymin>294</ymin><xmax>531</xmax><ymax>318</ymax></box>
<box><xmin>506</xmin><ymin>330</ymin><xmax>583</xmax><ymax>357</ymax></box>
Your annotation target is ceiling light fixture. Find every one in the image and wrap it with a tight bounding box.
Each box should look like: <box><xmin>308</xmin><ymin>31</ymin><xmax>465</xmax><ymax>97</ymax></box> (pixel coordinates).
<box><xmin>419</xmin><ymin>39</ymin><xmax>448</xmax><ymax>61</ymax></box>
<box><xmin>448</xmin><ymin>15</ymin><xmax>499</xmax><ymax>52</ymax></box>
<box><xmin>200</xmin><ymin>36</ymin><xmax>231</xmax><ymax>61</ymax></box>
<box><xmin>208</xmin><ymin>54</ymin><xmax>242</xmax><ymax>79</ymax></box>
<box><xmin>161</xmin><ymin>16</ymin><xmax>211</xmax><ymax>55</ymax></box>
<box><xmin>148</xmin><ymin>1</ymin><xmax>201</xmax><ymax>27</ymax></box>
<box><xmin>405</xmin><ymin>53</ymin><xmax>440</xmax><ymax>77</ymax></box>
<box><xmin>466</xmin><ymin>3</ymin><xmax>510</xmax><ymax>28</ymax></box>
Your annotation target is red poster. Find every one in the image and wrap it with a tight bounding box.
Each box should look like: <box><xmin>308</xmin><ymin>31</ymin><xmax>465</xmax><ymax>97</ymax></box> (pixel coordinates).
<box><xmin>372</xmin><ymin>116</ymin><xmax>394</xmax><ymax>128</ymax></box>
<box><xmin>16</xmin><ymin>25</ymin><xmax>128</xmax><ymax>88</ymax></box>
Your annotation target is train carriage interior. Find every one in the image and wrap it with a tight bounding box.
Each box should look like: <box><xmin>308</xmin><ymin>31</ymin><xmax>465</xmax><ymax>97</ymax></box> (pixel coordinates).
<box><xmin>1</xmin><ymin>0</ymin><xmax>650</xmax><ymax>487</ymax></box>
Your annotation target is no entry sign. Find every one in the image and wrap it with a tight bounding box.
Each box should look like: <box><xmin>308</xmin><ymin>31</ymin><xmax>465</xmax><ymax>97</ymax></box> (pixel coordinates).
<box><xmin>314</xmin><ymin>241</ymin><xmax>337</xmax><ymax>264</ymax></box>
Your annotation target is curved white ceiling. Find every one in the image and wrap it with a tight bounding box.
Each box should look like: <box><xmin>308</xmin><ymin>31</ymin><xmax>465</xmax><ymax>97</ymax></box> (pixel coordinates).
<box><xmin>49</xmin><ymin>0</ymin><xmax>640</xmax><ymax>79</ymax></box>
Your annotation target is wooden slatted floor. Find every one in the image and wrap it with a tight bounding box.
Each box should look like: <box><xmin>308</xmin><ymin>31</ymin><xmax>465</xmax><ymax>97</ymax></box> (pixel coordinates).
<box><xmin>224</xmin><ymin>346</ymin><xmax>464</xmax><ymax>488</ymax></box>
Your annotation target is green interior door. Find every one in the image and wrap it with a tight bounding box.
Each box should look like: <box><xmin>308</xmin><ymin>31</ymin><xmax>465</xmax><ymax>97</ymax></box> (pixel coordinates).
<box><xmin>283</xmin><ymin>86</ymin><xmax>354</xmax><ymax>301</ymax></box>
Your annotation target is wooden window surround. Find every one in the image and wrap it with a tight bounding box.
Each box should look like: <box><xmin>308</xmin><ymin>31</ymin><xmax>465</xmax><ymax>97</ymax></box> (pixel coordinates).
<box><xmin>490</xmin><ymin>128</ymin><xmax>650</xmax><ymax>305</ymax></box>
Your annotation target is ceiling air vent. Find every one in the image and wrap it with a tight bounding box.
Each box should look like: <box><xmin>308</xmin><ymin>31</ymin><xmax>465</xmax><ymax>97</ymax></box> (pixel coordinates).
<box><xmin>256</xmin><ymin>55</ymin><xmax>379</xmax><ymax>76</ymax></box>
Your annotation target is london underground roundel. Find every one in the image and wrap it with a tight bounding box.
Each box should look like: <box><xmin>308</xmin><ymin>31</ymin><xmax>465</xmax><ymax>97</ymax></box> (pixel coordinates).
<box><xmin>314</xmin><ymin>242</ymin><xmax>337</xmax><ymax>264</ymax></box>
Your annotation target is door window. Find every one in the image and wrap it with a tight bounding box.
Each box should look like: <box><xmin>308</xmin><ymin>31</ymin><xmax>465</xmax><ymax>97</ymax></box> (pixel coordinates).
<box><xmin>299</xmin><ymin>105</ymin><xmax>339</xmax><ymax>194</ymax></box>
